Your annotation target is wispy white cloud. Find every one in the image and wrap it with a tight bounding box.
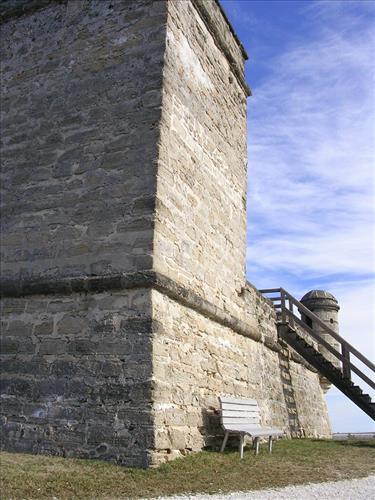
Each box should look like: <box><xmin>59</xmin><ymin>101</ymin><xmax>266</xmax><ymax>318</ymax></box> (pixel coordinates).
<box><xmin>245</xmin><ymin>0</ymin><xmax>375</xmax><ymax>431</ymax></box>
<box><xmin>246</xmin><ymin>0</ymin><xmax>374</xmax><ymax>287</ymax></box>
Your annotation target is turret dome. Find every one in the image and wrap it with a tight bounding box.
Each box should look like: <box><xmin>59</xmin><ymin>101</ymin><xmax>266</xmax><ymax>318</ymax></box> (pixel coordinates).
<box><xmin>300</xmin><ymin>290</ymin><xmax>339</xmax><ymax>311</ymax></box>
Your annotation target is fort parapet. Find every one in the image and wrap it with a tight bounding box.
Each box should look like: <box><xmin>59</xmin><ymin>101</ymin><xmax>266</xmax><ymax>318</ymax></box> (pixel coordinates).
<box><xmin>1</xmin><ymin>0</ymin><xmax>331</xmax><ymax>467</ymax></box>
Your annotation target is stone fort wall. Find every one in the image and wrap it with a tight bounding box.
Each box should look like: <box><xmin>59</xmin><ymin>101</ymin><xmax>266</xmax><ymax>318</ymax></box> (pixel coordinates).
<box><xmin>154</xmin><ymin>0</ymin><xmax>249</xmax><ymax>314</ymax></box>
<box><xmin>1</xmin><ymin>0</ymin><xmax>166</xmax><ymax>284</ymax></box>
<box><xmin>150</xmin><ymin>284</ymin><xmax>331</xmax><ymax>464</ymax></box>
<box><xmin>1</xmin><ymin>0</ymin><xmax>167</xmax><ymax>468</ymax></box>
<box><xmin>149</xmin><ymin>0</ymin><xmax>330</xmax><ymax>463</ymax></box>
<box><xmin>1</xmin><ymin>0</ymin><xmax>331</xmax><ymax>468</ymax></box>
<box><xmin>1</xmin><ymin>288</ymin><xmax>154</xmax><ymax>467</ymax></box>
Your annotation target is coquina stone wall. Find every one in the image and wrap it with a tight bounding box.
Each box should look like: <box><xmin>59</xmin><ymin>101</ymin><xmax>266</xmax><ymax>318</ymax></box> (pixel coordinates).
<box><xmin>1</xmin><ymin>0</ymin><xmax>166</xmax><ymax>468</ymax></box>
<box><xmin>1</xmin><ymin>0</ymin><xmax>166</xmax><ymax>284</ymax></box>
<box><xmin>1</xmin><ymin>288</ymin><xmax>154</xmax><ymax>467</ymax></box>
<box><xmin>1</xmin><ymin>0</ymin><xmax>331</xmax><ymax>468</ymax></box>
<box><xmin>155</xmin><ymin>0</ymin><xmax>249</xmax><ymax>315</ymax></box>
<box><xmin>149</xmin><ymin>0</ymin><xmax>330</xmax><ymax>462</ymax></box>
<box><xmin>151</xmin><ymin>285</ymin><xmax>331</xmax><ymax>464</ymax></box>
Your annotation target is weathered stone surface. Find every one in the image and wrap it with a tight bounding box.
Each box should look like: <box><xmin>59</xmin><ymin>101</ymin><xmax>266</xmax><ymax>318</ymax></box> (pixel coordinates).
<box><xmin>1</xmin><ymin>289</ymin><xmax>154</xmax><ymax>467</ymax></box>
<box><xmin>1</xmin><ymin>0</ymin><xmax>166</xmax><ymax>284</ymax></box>
<box><xmin>154</xmin><ymin>0</ymin><xmax>249</xmax><ymax>317</ymax></box>
<box><xmin>0</xmin><ymin>0</ymin><xmax>331</xmax><ymax>468</ymax></box>
<box><xmin>150</xmin><ymin>289</ymin><xmax>330</xmax><ymax>462</ymax></box>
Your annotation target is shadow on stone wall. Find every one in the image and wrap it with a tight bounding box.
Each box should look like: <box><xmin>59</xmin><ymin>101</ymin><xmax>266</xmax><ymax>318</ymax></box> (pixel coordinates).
<box><xmin>200</xmin><ymin>407</ymin><xmax>245</xmax><ymax>451</ymax></box>
<box><xmin>278</xmin><ymin>341</ymin><xmax>303</xmax><ymax>437</ymax></box>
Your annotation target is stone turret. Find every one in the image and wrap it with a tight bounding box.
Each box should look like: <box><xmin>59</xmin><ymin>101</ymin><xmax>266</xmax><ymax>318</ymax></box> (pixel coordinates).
<box><xmin>300</xmin><ymin>290</ymin><xmax>341</xmax><ymax>392</ymax></box>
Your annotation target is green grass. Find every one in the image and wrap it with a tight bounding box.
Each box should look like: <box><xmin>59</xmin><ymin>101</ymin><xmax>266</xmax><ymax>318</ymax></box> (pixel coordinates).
<box><xmin>1</xmin><ymin>439</ymin><xmax>375</xmax><ymax>499</ymax></box>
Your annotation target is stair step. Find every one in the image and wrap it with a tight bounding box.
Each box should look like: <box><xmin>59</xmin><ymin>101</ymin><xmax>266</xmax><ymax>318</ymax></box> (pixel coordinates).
<box><xmin>331</xmin><ymin>368</ymin><xmax>342</xmax><ymax>375</ymax></box>
<box><xmin>351</xmin><ymin>386</ymin><xmax>363</xmax><ymax>395</ymax></box>
<box><xmin>320</xmin><ymin>360</ymin><xmax>333</xmax><ymax>367</ymax></box>
<box><xmin>304</xmin><ymin>343</ymin><xmax>314</xmax><ymax>349</ymax></box>
<box><xmin>359</xmin><ymin>394</ymin><xmax>371</xmax><ymax>403</ymax></box>
<box><xmin>305</xmin><ymin>346</ymin><xmax>316</xmax><ymax>352</ymax></box>
<box><xmin>273</xmin><ymin>293</ymin><xmax>375</xmax><ymax>421</ymax></box>
<box><xmin>343</xmin><ymin>378</ymin><xmax>355</xmax><ymax>386</ymax></box>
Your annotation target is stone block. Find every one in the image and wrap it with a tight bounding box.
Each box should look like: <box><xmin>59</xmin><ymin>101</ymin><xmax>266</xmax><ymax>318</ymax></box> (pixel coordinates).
<box><xmin>38</xmin><ymin>340</ymin><xmax>67</xmax><ymax>355</ymax></box>
<box><xmin>168</xmin><ymin>427</ymin><xmax>186</xmax><ymax>450</ymax></box>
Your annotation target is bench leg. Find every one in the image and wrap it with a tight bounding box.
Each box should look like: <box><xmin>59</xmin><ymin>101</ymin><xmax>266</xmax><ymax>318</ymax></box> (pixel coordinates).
<box><xmin>254</xmin><ymin>437</ymin><xmax>260</xmax><ymax>456</ymax></box>
<box><xmin>268</xmin><ymin>436</ymin><xmax>273</xmax><ymax>453</ymax></box>
<box><xmin>239</xmin><ymin>433</ymin><xmax>245</xmax><ymax>459</ymax></box>
<box><xmin>220</xmin><ymin>431</ymin><xmax>229</xmax><ymax>452</ymax></box>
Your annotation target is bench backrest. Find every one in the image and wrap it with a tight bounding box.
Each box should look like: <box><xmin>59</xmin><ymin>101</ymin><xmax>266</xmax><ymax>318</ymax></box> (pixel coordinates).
<box><xmin>219</xmin><ymin>396</ymin><xmax>261</xmax><ymax>429</ymax></box>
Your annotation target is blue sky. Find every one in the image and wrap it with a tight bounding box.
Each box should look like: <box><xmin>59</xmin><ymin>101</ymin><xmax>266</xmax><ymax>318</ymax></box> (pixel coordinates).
<box><xmin>220</xmin><ymin>0</ymin><xmax>375</xmax><ymax>432</ymax></box>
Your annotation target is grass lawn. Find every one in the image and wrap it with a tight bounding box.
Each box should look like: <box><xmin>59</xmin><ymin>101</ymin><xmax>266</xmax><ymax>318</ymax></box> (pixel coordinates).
<box><xmin>1</xmin><ymin>439</ymin><xmax>375</xmax><ymax>499</ymax></box>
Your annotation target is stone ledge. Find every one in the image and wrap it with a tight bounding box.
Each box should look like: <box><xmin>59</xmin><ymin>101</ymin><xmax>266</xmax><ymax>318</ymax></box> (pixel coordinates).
<box><xmin>1</xmin><ymin>269</ymin><xmax>261</xmax><ymax>341</ymax></box>
<box><xmin>151</xmin><ymin>272</ymin><xmax>261</xmax><ymax>342</ymax></box>
<box><xmin>1</xmin><ymin>270</ymin><xmax>317</xmax><ymax>369</ymax></box>
<box><xmin>264</xmin><ymin>336</ymin><xmax>282</xmax><ymax>353</ymax></box>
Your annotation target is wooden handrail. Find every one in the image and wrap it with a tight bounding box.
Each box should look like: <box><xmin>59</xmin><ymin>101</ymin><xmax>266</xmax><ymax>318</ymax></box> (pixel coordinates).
<box><xmin>261</xmin><ymin>287</ymin><xmax>375</xmax><ymax>390</ymax></box>
<box><xmin>281</xmin><ymin>309</ymin><xmax>375</xmax><ymax>390</ymax></box>
<box><xmin>278</xmin><ymin>288</ymin><xmax>375</xmax><ymax>373</ymax></box>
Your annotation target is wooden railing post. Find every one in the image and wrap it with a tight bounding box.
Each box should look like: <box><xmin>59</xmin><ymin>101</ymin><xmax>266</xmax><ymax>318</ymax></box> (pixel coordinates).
<box><xmin>260</xmin><ymin>287</ymin><xmax>375</xmax><ymax>392</ymax></box>
<box><xmin>342</xmin><ymin>343</ymin><xmax>351</xmax><ymax>380</ymax></box>
<box><xmin>280</xmin><ymin>290</ymin><xmax>286</xmax><ymax>323</ymax></box>
<box><xmin>288</xmin><ymin>296</ymin><xmax>294</xmax><ymax>329</ymax></box>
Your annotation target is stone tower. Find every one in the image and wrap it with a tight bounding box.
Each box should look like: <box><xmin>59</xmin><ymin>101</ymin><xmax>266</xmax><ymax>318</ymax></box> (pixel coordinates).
<box><xmin>1</xmin><ymin>0</ymin><xmax>331</xmax><ymax>467</ymax></box>
<box><xmin>300</xmin><ymin>290</ymin><xmax>341</xmax><ymax>392</ymax></box>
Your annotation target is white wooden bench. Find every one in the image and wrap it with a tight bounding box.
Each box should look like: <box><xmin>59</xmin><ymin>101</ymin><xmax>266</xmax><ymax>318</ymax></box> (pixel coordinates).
<box><xmin>219</xmin><ymin>396</ymin><xmax>284</xmax><ymax>458</ymax></box>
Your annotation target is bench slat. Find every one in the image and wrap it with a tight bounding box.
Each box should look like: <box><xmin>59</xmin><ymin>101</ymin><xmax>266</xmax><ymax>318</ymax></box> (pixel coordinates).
<box><xmin>221</xmin><ymin>402</ymin><xmax>260</xmax><ymax>412</ymax></box>
<box><xmin>222</xmin><ymin>410</ymin><xmax>259</xmax><ymax>419</ymax></box>
<box><xmin>223</xmin><ymin>423</ymin><xmax>264</xmax><ymax>428</ymax></box>
<box><xmin>223</xmin><ymin>419</ymin><xmax>260</xmax><ymax>425</ymax></box>
<box><xmin>220</xmin><ymin>397</ymin><xmax>258</xmax><ymax>406</ymax></box>
<box><xmin>225</xmin><ymin>426</ymin><xmax>283</xmax><ymax>437</ymax></box>
<box><xmin>222</xmin><ymin>414</ymin><xmax>259</xmax><ymax>420</ymax></box>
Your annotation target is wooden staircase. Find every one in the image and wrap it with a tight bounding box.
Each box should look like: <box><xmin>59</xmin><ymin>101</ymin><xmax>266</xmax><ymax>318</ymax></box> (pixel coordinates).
<box><xmin>260</xmin><ymin>288</ymin><xmax>375</xmax><ymax>421</ymax></box>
